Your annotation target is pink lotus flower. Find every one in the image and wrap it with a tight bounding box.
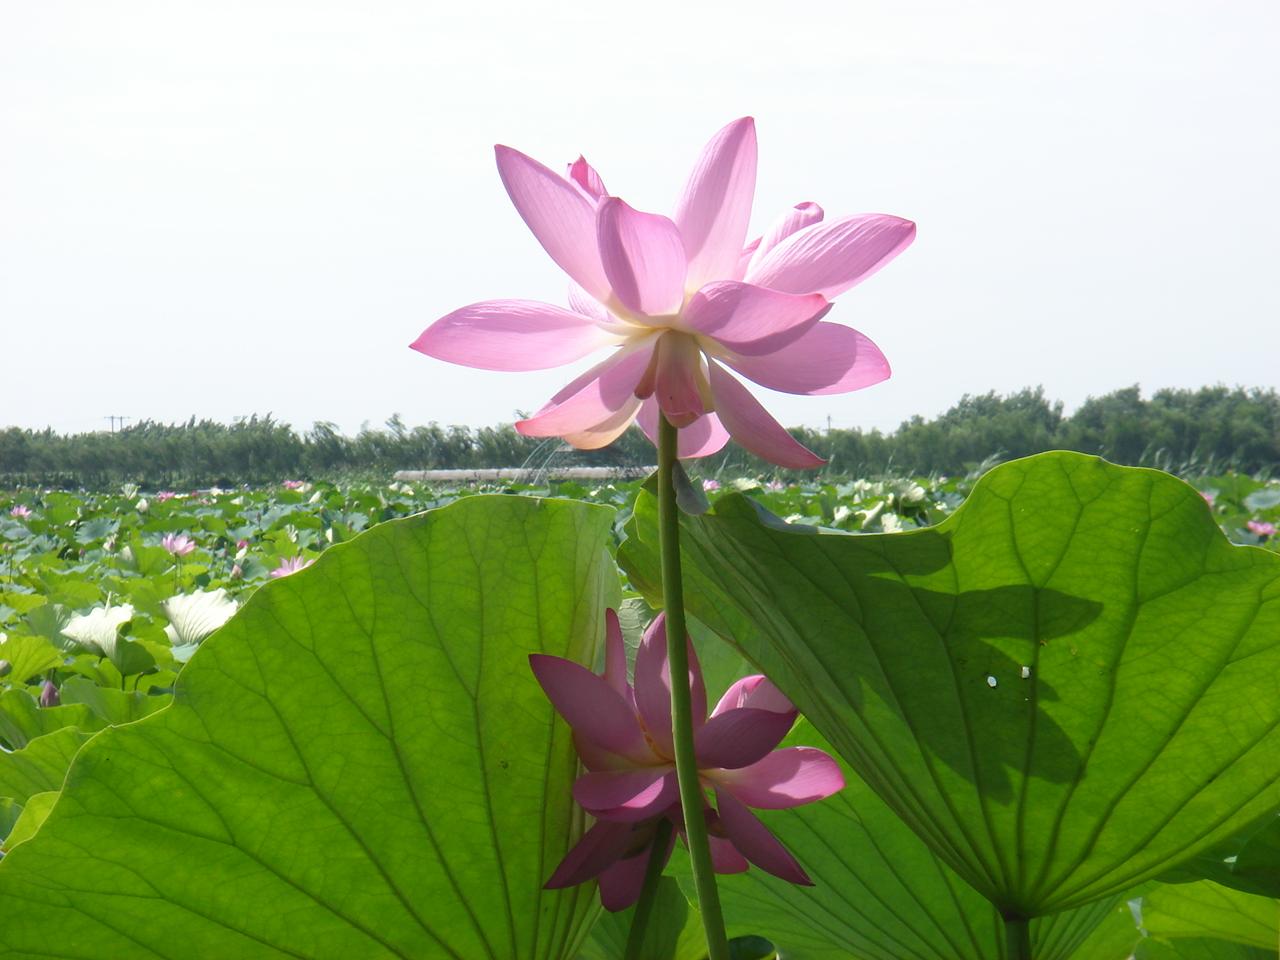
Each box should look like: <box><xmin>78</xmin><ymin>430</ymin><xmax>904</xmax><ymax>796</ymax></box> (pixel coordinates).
<box><xmin>8</xmin><ymin>505</ymin><xmax>32</xmax><ymax>519</ymax></box>
<box><xmin>1201</xmin><ymin>491</ymin><xmax>1216</xmax><ymax>507</ymax></box>
<box><xmin>702</xmin><ymin>478</ymin><xmax>721</xmax><ymax>492</ymax></box>
<box><xmin>282</xmin><ymin>479</ymin><xmax>306</xmax><ymax>490</ymax></box>
<box><xmin>530</xmin><ymin>610</ymin><xmax>843</xmax><ymax>911</ymax></box>
<box><xmin>412</xmin><ymin>118</ymin><xmax>914</xmax><ymax>468</ymax></box>
<box><xmin>765</xmin><ymin>480</ymin><xmax>786</xmax><ymax>492</ymax></box>
<box><xmin>270</xmin><ymin>556</ymin><xmax>313</xmax><ymax>578</ymax></box>
<box><xmin>1248</xmin><ymin>520</ymin><xmax>1276</xmax><ymax>538</ymax></box>
<box><xmin>161</xmin><ymin>533</ymin><xmax>196</xmax><ymax>557</ymax></box>
<box><xmin>155</xmin><ymin>491</ymin><xmax>177</xmax><ymax>502</ymax></box>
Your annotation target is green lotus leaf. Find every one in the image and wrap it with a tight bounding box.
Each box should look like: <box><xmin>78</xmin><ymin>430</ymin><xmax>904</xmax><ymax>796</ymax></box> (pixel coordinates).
<box><xmin>0</xmin><ymin>797</ymin><xmax>21</xmax><ymax>840</ymax></box>
<box><xmin>577</xmin><ymin>877</ymin><xmax>706</xmax><ymax>960</ymax></box>
<box><xmin>1139</xmin><ymin>881</ymin><xmax>1278</xmax><ymax>950</ymax></box>
<box><xmin>0</xmin><ymin>688</ymin><xmax>100</xmax><ymax>749</ymax></box>
<box><xmin>0</xmin><ymin>495</ymin><xmax>614</xmax><ymax>959</ymax></box>
<box><xmin>0</xmin><ymin>726</ymin><xmax>90</xmax><ymax>804</ymax></box>
<box><xmin>1162</xmin><ymin>813</ymin><xmax>1280</xmax><ymax>899</ymax></box>
<box><xmin>680</xmin><ymin>722</ymin><xmax>1135</xmax><ymax>960</ymax></box>
<box><xmin>620</xmin><ymin>452</ymin><xmax>1280</xmax><ymax>918</ymax></box>
<box><xmin>1</xmin><ymin>789</ymin><xmax>56</xmax><ymax>852</ymax></box>
<box><xmin>0</xmin><ymin>633</ymin><xmax>62</xmax><ymax>684</ymax></box>
<box><xmin>1134</xmin><ymin>938</ymin><xmax>1274</xmax><ymax>960</ymax></box>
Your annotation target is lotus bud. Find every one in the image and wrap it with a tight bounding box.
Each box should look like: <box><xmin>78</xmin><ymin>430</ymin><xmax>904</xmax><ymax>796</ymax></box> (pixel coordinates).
<box><xmin>39</xmin><ymin>680</ymin><xmax>60</xmax><ymax>707</ymax></box>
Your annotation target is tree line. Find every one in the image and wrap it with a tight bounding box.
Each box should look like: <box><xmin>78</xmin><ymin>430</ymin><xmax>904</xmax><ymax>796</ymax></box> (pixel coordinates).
<box><xmin>1</xmin><ymin>385</ymin><xmax>1276</xmax><ymax>488</ymax></box>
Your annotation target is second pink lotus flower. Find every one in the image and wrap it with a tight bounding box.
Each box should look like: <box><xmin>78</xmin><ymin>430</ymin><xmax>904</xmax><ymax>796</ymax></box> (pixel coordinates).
<box><xmin>413</xmin><ymin>117</ymin><xmax>915</xmax><ymax>468</ymax></box>
<box><xmin>530</xmin><ymin>610</ymin><xmax>843</xmax><ymax>911</ymax></box>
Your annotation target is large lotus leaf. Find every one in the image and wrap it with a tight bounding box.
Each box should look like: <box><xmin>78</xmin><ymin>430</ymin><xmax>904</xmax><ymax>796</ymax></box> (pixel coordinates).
<box><xmin>1163</xmin><ymin>813</ymin><xmax>1280</xmax><ymax>899</ymax></box>
<box><xmin>680</xmin><ymin>722</ymin><xmax>1131</xmax><ymax>960</ymax></box>
<box><xmin>619</xmin><ymin>452</ymin><xmax>1280</xmax><ymax>917</ymax></box>
<box><xmin>1135</xmin><ymin>939</ymin><xmax>1275</xmax><ymax>960</ymax></box>
<box><xmin>57</xmin><ymin>676</ymin><xmax>171</xmax><ymax>725</ymax></box>
<box><xmin>0</xmin><ymin>495</ymin><xmax>615</xmax><ymax>960</ymax></box>
<box><xmin>0</xmin><ymin>633</ymin><xmax>62</xmax><ymax>683</ymax></box>
<box><xmin>1058</xmin><ymin>899</ymin><xmax>1145</xmax><ymax>959</ymax></box>
<box><xmin>1139</xmin><ymin>881</ymin><xmax>1278</xmax><ymax>950</ymax></box>
<box><xmin>0</xmin><ymin>727</ymin><xmax>90</xmax><ymax>803</ymax></box>
<box><xmin>577</xmin><ymin>877</ymin><xmax>706</xmax><ymax>960</ymax></box>
<box><xmin>0</xmin><ymin>688</ymin><xmax>100</xmax><ymax>749</ymax></box>
<box><xmin>1</xmin><ymin>789</ymin><xmax>55</xmax><ymax>852</ymax></box>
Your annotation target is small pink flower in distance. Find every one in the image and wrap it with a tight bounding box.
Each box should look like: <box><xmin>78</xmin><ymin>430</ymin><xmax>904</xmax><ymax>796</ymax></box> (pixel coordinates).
<box><xmin>161</xmin><ymin>533</ymin><xmax>196</xmax><ymax>557</ymax></box>
<box><xmin>230</xmin><ymin>563</ymin><xmax>243</xmax><ymax>579</ymax></box>
<box><xmin>765</xmin><ymin>480</ymin><xmax>786</xmax><ymax>492</ymax></box>
<box><xmin>270</xmin><ymin>556</ymin><xmax>313</xmax><ymax>578</ymax></box>
<box><xmin>702</xmin><ymin>479</ymin><xmax>721</xmax><ymax>492</ymax></box>
<box><xmin>412</xmin><ymin>118</ymin><xmax>914</xmax><ymax>468</ymax></box>
<box><xmin>1201</xmin><ymin>491</ymin><xmax>1216</xmax><ymax>507</ymax></box>
<box><xmin>1248</xmin><ymin>520</ymin><xmax>1276</xmax><ymax>538</ymax></box>
<box><xmin>282</xmin><ymin>480</ymin><xmax>305</xmax><ymax>490</ymax></box>
<box><xmin>530</xmin><ymin>610</ymin><xmax>843</xmax><ymax>911</ymax></box>
<box><xmin>236</xmin><ymin>539</ymin><xmax>250</xmax><ymax>551</ymax></box>
<box><xmin>8</xmin><ymin>505</ymin><xmax>32</xmax><ymax>519</ymax></box>
<box><xmin>155</xmin><ymin>491</ymin><xmax>177</xmax><ymax>502</ymax></box>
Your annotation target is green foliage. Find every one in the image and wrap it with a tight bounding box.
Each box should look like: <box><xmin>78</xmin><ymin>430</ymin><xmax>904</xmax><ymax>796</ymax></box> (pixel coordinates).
<box><xmin>0</xmin><ymin>459</ymin><xmax>1277</xmax><ymax>957</ymax></box>
<box><xmin>619</xmin><ymin>452</ymin><xmax>1280</xmax><ymax>918</ymax></box>
<box><xmin>0</xmin><ymin>495</ymin><xmax>615</xmax><ymax>959</ymax></box>
<box><xmin>677</xmin><ymin>721</ymin><xmax>1141</xmax><ymax>960</ymax></box>
<box><xmin>1140</xmin><ymin>881</ymin><xmax>1279</xmax><ymax>950</ymax></box>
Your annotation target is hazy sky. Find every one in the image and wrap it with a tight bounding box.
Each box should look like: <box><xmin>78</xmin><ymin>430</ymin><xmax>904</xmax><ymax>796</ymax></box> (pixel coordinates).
<box><xmin>2</xmin><ymin>0</ymin><xmax>1277</xmax><ymax>438</ymax></box>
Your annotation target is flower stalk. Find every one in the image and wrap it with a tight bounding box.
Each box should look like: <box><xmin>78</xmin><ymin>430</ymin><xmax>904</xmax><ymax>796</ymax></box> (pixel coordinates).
<box><xmin>622</xmin><ymin>818</ymin><xmax>675</xmax><ymax>960</ymax></box>
<box><xmin>656</xmin><ymin>412</ymin><xmax>729</xmax><ymax>960</ymax></box>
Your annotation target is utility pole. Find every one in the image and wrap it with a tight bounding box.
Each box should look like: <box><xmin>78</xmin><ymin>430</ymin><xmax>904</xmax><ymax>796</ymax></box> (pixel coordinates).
<box><xmin>104</xmin><ymin>415</ymin><xmax>132</xmax><ymax>433</ymax></box>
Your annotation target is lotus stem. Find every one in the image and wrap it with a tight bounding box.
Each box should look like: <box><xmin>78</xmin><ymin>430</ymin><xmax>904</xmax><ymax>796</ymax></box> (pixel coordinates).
<box><xmin>657</xmin><ymin>413</ymin><xmax>730</xmax><ymax>960</ymax></box>
<box><xmin>623</xmin><ymin>819</ymin><xmax>675</xmax><ymax>960</ymax></box>
<box><xmin>1003</xmin><ymin>913</ymin><xmax>1031</xmax><ymax>960</ymax></box>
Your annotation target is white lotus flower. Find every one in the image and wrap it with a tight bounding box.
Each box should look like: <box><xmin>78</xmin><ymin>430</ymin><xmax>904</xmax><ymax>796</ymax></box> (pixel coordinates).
<box><xmin>163</xmin><ymin>589</ymin><xmax>238</xmax><ymax>661</ymax></box>
<box><xmin>63</xmin><ymin>604</ymin><xmax>135</xmax><ymax>659</ymax></box>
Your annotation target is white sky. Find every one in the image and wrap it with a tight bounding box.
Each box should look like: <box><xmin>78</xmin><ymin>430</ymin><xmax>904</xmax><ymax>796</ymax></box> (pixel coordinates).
<box><xmin>2</xmin><ymin>0</ymin><xmax>1277</xmax><ymax>438</ymax></box>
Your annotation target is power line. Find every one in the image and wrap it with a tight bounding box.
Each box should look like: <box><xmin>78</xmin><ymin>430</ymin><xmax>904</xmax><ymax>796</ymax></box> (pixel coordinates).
<box><xmin>103</xmin><ymin>415</ymin><xmax>132</xmax><ymax>433</ymax></box>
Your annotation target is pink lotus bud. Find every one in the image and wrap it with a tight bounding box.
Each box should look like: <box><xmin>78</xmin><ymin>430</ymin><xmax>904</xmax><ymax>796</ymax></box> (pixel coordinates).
<box><xmin>39</xmin><ymin>680</ymin><xmax>60</xmax><ymax>707</ymax></box>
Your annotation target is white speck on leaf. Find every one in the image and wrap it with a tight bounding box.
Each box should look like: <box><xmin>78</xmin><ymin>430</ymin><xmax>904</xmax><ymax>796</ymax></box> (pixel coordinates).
<box><xmin>1021</xmin><ymin>666</ymin><xmax>1031</xmax><ymax>679</ymax></box>
<box><xmin>986</xmin><ymin>675</ymin><xmax>998</xmax><ymax>688</ymax></box>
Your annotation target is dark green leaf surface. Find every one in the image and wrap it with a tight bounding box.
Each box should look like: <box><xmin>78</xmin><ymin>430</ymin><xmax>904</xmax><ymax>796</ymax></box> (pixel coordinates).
<box><xmin>1163</xmin><ymin>813</ymin><xmax>1280</xmax><ymax>899</ymax></box>
<box><xmin>620</xmin><ymin>452</ymin><xmax>1280</xmax><ymax>917</ymax></box>
<box><xmin>0</xmin><ymin>495</ymin><xmax>614</xmax><ymax>959</ymax></box>
<box><xmin>1134</xmin><ymin>938</ymin><xmax>1275</xmax><ymax>960</ymax></box>
<box><xmin>1</xmin><ymin>789</ymin><xmax>55</xmax><ymax>851</ymax></box>
<box><xmin>577</xmin><ymin>877</ymin><xmax>705</xmax><ymax>960</ymax></box>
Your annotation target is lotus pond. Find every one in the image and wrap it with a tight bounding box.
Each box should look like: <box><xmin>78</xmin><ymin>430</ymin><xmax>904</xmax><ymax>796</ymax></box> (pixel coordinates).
<box><xmin>1</xmin><ymin>459</ymin><xmax>1278</xmax><ymax>959</ymax></box>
